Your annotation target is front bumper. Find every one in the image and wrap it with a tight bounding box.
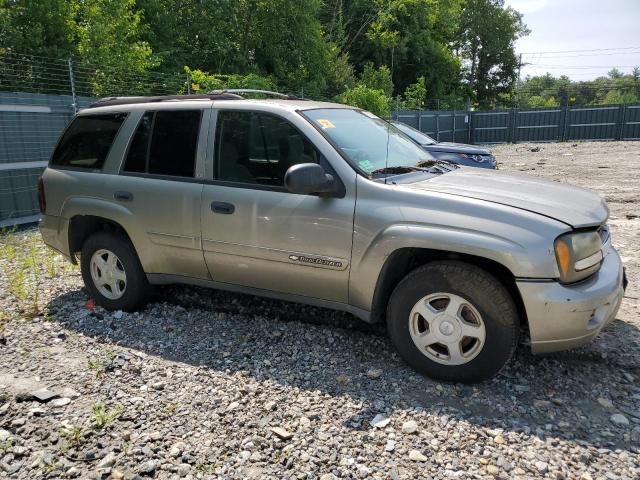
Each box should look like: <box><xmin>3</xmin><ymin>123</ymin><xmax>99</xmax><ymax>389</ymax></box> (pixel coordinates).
<box><xmin>517</xmin><ymin>245</ymin><xmax>626</xmax><ymax>354</ymax></box>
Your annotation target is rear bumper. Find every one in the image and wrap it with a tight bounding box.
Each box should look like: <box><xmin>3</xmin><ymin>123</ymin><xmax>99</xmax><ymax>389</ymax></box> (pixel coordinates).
<box><xmin>39</xmin><ymin>214</ymin><xmax>72</xmax><ymax>260</ymax></box>
<box><xmin>517</xmin><ymin>245</ymin><xmax>625</xmax><ymax>354</ymax></box>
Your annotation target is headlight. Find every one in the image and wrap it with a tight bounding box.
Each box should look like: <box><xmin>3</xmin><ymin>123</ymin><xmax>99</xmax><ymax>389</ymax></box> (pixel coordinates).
<box><xmin>554</xmin><ymin>231</ymin><xmax>603</xmax><ymax>284</ymax></box>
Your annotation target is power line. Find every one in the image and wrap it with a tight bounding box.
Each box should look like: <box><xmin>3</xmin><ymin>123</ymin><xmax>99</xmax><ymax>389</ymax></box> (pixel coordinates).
<box><xmin>522</xmin><ymin>51</ymin><xmax>640</xmax><ymax>59</ymax></box>
<box><xmin>519</xmin><ymin>46</ymin><xmax>640</xmax><ymax>54</ymax></box>
<box><xmin>526</xmin><ymin>64</ymin><xmax>639</xmax><ymax>69</ymax></box>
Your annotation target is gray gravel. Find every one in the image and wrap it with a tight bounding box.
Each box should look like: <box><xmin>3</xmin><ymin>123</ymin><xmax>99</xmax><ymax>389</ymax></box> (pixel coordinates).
<box><xmin>1</xmin><ymin>141</ymin><xmax>640</xmax><ymax>479</ymax></box>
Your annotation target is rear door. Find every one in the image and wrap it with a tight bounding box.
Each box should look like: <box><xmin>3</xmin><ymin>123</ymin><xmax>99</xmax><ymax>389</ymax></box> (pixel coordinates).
<box><xmin>115</xmin><ymin>108</ymin><xmax>209</xmax><ymax>279</ymax></box>
<box><xmin>200</xmin><ymin>109</ymin><xmax>356</xmax><ymax>303</ymax></box>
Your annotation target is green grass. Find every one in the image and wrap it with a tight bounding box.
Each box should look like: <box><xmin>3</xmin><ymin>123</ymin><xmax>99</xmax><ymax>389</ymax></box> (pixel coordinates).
<box><xmin>0</xmin><ymin>229</ymin><xmax>78</xmax><ymax>318</ymax></box>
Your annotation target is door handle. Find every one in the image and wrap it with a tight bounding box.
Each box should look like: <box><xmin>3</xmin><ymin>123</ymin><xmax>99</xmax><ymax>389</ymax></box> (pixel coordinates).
<box><xmin>211</xmin><ymin>201</ymin><xmax>235</xmax><ymax>215</ymax></box>
<box><xmin>114</xmin><ymin>191</ymin><xmax>133</xmax><ymax>202</ymax></box>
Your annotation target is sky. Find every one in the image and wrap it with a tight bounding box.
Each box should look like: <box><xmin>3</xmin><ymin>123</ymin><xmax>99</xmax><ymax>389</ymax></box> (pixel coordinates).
<box><xmin>503</xmin><ymin>0</ymin><xmax>640</xmax><ymax>80</ymax></box>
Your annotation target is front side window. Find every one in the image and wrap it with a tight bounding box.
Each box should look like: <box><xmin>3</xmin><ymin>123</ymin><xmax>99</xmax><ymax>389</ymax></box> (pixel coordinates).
<box><xmin>51</xmin><ymin>113</ymin><xmax>128</xmax><ymax>169</ymax></box>
<box><xmin>215</xmin><ymin>111</ymin><xmax>319</xmax><ymax>186</ymax></box>
<box><xmin>304</xmin><ymin>109</ymin><xmax>434</xmax><ymax>174</ymax></box>
<box><xmin>122</xmin><ymin>110</ymin><xmax>201</xmax><ymax>177</ymax></box>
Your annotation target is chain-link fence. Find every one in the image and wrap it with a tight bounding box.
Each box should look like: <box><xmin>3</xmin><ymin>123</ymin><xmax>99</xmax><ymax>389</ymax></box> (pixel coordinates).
<box><xmin>0</xmin><ymin>52</ymin><xmax>196</xmax><ymax>227</ymax></box>
<box><xmin>2</xmin><ymin>52</ymin><xmax>640</xmax><ymax>227</ymax></box>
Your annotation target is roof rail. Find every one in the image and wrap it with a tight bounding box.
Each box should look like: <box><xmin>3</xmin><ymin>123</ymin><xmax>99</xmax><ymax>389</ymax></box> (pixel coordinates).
<box><xmin>88</xmin><ymin>93</ymin><xmax>244</xmax><ymax>108</ymax></box>
<box><xmin>209</xmin><ymin>89</ymin><xmax>307</xmax><ymax>100</ymax></box>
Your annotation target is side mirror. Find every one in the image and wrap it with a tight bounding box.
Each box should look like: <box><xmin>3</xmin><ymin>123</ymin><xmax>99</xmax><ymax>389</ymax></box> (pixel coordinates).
<box><xmin>285</xmin><ymin>163</ymin><xmax>336</xmax><ymax>195</ymax></box>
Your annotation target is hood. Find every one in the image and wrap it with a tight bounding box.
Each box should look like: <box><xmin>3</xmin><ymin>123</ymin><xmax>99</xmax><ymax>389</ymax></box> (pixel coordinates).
<box><xmin>425</xmin><ymin>142</ymin><xmax>491</xmax><ymax>155</ymax></box>
<box><xmin>404</xmin><ymin>168</ymin><xmax>608</xmax><ymax>228</ymax></box>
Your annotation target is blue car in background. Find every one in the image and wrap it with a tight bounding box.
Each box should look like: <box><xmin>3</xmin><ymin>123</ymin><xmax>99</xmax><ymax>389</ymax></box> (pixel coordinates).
<box><xmin>391</xmin><ymin>120</ymin><xmax>497</xmax><ymax>169</ymax></box>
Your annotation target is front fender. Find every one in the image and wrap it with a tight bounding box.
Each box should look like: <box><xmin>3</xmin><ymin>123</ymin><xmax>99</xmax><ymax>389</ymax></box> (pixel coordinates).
<box><xmin>349</xmin><ymin>222</ymin><xmax>559</xmax><ymax>312</ymax></box>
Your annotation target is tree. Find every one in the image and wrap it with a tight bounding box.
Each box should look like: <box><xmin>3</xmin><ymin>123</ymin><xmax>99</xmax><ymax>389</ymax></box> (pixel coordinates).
<box><xmin>0</xmin><ymin>0</ymin><xmax>78</xmax><ymax>59</ymax></box>
<box><xmin>401</xmin><ymin>76</ymin><xmax>427</xmax><ymax>109</ymax></box>
<box><xmin>336</xmin><ymin>84</ymin><xmax>391</xmax><ymax>117</ymax></box>
<box><xmin>76</xmin><ymin>0</ymin><xmax>153</xmax><ymax>95</ymax></box>
<box><xmin>457</xmin><ymin>0</ymin><xmax>529</xmax><ymax>108</ymax></box>
<box><xmin>518</xmin><ymin>69</ymin><xmax>640</xmax><ymax>107</ymax></box>
<box><xmin>363</xmin><ymin>0</ymin><xmax>463</xmax><ymax>98</ymax></box>
<box><xmin>360</xmin><ymin>62</ymin><xmax>393</xmax><ymax>96</ymax></box>
<box><xmin>185</xmin><ymin>67</ymin><xmax>277</xmax><ymax>93</ymax></box>
<box><xmin>138</xmin><ymin>0</ymin><xmax>333</xmax><ymax>98</ymax></box>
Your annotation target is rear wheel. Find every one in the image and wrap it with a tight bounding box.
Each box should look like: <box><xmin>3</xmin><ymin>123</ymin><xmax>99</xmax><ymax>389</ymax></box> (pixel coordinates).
<box><xmin>80</xmin><ymin>231</ymin><xmax>149</xmax><ymax>311</ymax></box>
<box><xmin>387</xmin><ymin>261</ymin><xmax>519</xmax><ymax>383</ymax></box>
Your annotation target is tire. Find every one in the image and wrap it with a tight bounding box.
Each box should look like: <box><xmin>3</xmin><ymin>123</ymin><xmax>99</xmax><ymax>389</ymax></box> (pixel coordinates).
<box><xmin>80</xmin><ymin>231</ymin><xmax>149</xmax><ymax>311</ymax></box>
<box><xmin>386</xmin><ymin>260</ymin><xmax>519</xmax><ymax>383</ymax></box>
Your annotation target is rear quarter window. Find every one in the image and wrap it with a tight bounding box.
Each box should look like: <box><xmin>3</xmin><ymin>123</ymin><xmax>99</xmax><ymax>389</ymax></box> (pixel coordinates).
<box><xmin>50</xmin><ymin>113</ymin><xmax>128</xmax><ymax>169</ymax></box>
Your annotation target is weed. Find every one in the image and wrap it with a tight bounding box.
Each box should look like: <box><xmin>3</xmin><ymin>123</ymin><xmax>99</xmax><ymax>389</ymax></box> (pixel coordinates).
<box><xmin>43</xmin><ymin>457</ymin><xmax>62</xmax><ymax>474</ymax></box>
<box><xmin>3</xmin><ymin>243</ymin><xmax>16</xmax><ymax>262</ymax></box>
<box><xmin>91</xmin><ymin>403</ymin><xmax>123</xmax><ymax>429</ymax></box>
<box><xmin>45</xmin><ymin>248</ymin><xmax>57</xmax><ymax>278</ymax></box>
<box><xmin>60</xmin><ymin>424</ymin><xmax>85</xmax><ymax>448</ymax></box>
<box><xmin>0</xmin><ymin>311</ymin><xmax>9</xmax><ymax>337</ymax></box>
<box><xmin>26</xmin><ymin>237</ymin><xmax>41</xmax><ymax>316</ymax></box>
<box><xmin>7</xmin><ymin>268</ymin><xmax>27</xmax><ymax>304</ymax></box>
<box><xmin>161</xmin><ymin>401</ymin><xmax>181</xmax><ymax>418</ymax></box>
<box><xmin>195</xmin><ymin>462</ymin><xmax>217</xmax><ymax>475</ymax></box>
<box><xmin>87</xmin><ymin>358</ymin><xmax>106</xmax><ymax>379</ymax></box>
<box><xmin>0</xmin><ymin>438</ymin><xmax>13</xmax><ymax>453</ymax></box>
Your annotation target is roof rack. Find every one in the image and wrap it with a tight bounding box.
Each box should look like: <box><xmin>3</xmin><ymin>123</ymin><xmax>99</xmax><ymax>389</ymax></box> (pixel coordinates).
<box><xmin>88</xmin><ymin>93</ymin><xmax>244</xmax><ymax>108</ymax></box>
<box><xmin>210</xmin><ymin>89</ymin><xmax>306</xmax><ymax>100</ymax></box>
<box><xmin>87</xmin><ymin>89</ymin><xmax>307</xmax><ymax>109</ymax></box>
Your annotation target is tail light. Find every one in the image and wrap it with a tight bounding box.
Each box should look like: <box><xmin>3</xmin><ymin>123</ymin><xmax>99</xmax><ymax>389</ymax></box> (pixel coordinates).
<box><xmin>37</xmin><ymin>176</ymin><xmax>46</xmax><ymax>214</ymax></box>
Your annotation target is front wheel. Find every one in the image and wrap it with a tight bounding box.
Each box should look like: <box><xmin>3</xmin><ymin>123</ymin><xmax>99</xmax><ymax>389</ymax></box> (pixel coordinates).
<box><xmin>80</xmin><ymin>231</ymin><xmax>149</xmax><ymax>311</ymax></box>
<box><xmin>387</xmin><ymin>261</ymin><xmax>519</xmax><ymax>383</ymax></box>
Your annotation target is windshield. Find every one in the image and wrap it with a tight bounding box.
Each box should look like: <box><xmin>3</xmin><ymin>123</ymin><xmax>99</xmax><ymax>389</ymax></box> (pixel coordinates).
<box><xmin>391</xmin><ymin>121</ymin><xmax>437</xmax><ymax>145</ymax></box>
<box><xmin>303</xmin><ymin>109</ymin><xmax>435</xmax><ymax>175</ymax></box>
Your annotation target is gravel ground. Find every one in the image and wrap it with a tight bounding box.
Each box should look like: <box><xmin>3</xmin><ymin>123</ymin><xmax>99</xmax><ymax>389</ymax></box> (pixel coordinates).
<box><xmin>1</xmin><ymin>141</ymin><xmax>639</xmax><ymax>480</ymax></box>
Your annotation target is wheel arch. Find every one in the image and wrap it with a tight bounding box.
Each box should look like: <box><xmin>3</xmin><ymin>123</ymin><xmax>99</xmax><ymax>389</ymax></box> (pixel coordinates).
<box><xmin>370</xmin><ymin>247</ymin><xmax>528</xmax><ymax>332</ymax></box>
<box><xmin>68</xmin><ymin>215</ymin><xmax>135</xmax><ymax>264</ymax></box>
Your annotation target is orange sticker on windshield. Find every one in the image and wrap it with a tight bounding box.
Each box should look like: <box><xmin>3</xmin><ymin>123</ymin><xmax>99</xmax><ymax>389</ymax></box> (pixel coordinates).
<box><xmin>317</xmin><ymin>119</ymin><xmax>336</xmax><ymax>129</ymax></box>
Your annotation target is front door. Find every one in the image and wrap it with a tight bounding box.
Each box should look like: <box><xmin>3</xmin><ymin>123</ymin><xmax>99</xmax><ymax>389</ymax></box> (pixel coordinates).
<box><xmin>200</xmin><ymin>110</ymin><xmax>355</xmax><ymax>303</ymax></box>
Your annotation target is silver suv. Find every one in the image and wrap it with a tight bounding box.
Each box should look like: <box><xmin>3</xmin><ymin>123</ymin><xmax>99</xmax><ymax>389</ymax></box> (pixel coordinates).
<box><xmin>38</xmin><ymin>91</ymin><xmax>627</xmax><ymax>382</ymax></box>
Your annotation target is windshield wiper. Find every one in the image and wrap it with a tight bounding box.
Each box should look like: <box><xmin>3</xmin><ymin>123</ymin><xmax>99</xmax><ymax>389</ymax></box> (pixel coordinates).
<box><xmin>370</xmin><ymin>166</ymin><xmax>425</xmax><ymax>176</ymax></box>
<box><xmin>416</xmin><ymin>159</ymin><xmax>459</xmax><ymax>170</ymax></box>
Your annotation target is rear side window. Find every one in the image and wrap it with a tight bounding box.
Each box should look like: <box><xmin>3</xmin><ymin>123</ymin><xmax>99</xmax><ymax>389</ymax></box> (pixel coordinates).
<box><xmin>122</xmin><ymin>110</ymin><xmax>201</xmax><ymax>178</ymax></box>
<box><xmin>50</xmin><ymin>113</ymin><xmax>128</xmax><ymax>169</ymax></box>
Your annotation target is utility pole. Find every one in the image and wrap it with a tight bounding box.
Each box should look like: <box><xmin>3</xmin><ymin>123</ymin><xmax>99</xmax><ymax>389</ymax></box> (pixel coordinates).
<box><xmin>515</xmin><ymin>53</ymin><xmax>523</xmax><ymax>106</ymax></box>
<box><xmin>67</xmin><ymin>59</ymin><xmax>77</xmax><ymax>113</ymax></box>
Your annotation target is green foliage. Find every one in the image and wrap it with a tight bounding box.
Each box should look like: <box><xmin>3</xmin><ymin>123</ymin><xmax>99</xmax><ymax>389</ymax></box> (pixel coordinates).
<box><xmin>0</xmin><ymin>0</ymin><xmax>78</xmax><ymax>58</ymax></box>
<box><xmin>336</xmin><ymin>85</ymin><xmax>391</xmax><ymax>117</ymax></box>
<box><xmin>402</xmin><ymin>76</ymin><xmax>428</xmax><ymax>109</ymax></box>
<box><xmin>60</xmin><ymin>423</ymin><xmax>86</xmax><ymax>448</ymax></box>
<box><xmin>87</xmin><ymin>358</ymin><xmax>106</xmax><ymax>379</ymax></box>
<box><xmin>76</xmin><ymin>0</ymin><xmax>154</xmax><ymax>95</ymax></box>
<box><xmin>360</xmin><ymin>62</ymin><xmax>393</xmax><ymax>96</ymax></box>
<box><xmin>601</xmin><ymin>89</ymin><xmax>639</xmax><ymax>105</ymax></box>
<box><xmin>0</xmin><ymin>232</ymin><xmax>59</xmax><ymax>317</ymax></box>
<box><xmin>91</xmin><ymin>403</ymin><xmax>123</xmax><ymax>429</ymax></box>
<box><xmin>8</xmin><ymin>0</ymin><xmax>611</xmax><ymax>108</ymax></box>
<box><xmin>519</xmin><ymin>71</ymin><xmax>640</xmax><ymax>107</ymax></box>
<box><xmin>186</xmin><ymin>68</ymin><xmax>277</xmax><ymax>93</ymax></box>
<box><xmin>457</xmin><ymin>0</ymin><xmax>529</xmax><ymax>108</ymax></box>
